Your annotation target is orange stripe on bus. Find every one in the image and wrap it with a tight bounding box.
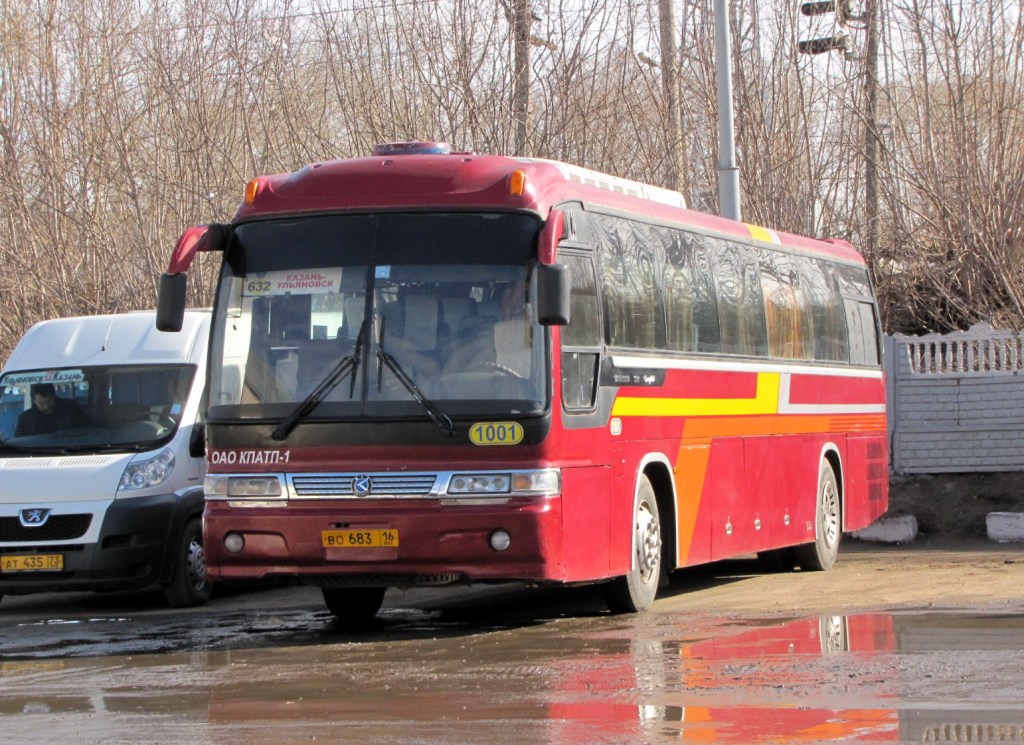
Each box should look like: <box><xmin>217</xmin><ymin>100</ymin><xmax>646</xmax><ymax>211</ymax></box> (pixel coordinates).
<box><xmin>681</xmin><ymin>413</ymin><xmax>886</xmax><ymax>440</ymax></box>
<box><xmin>674</xmin><ymin>443</ymin><xmax>712</xmax><ymax>566</ymax></box>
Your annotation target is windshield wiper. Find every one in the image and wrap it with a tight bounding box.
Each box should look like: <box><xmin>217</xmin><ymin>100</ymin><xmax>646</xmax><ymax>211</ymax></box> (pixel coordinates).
<box><xmin>0</xmin><ymin>435</ymin><xmax>30</xmax><ymax>453</ymax></box>
<box><xmin>71</xmin><ymin>442</ymin><xmax>152</xmax><ymax>453</ymax></box>
<box><xmin>271</xmin><ymin>322</ymin><xmax>365</xmax><ymax>441</ymax></box>
<box><xmin>376</xmin><ymin>318</ymin><xmax>456</xmax><ymax>437</ymax></box>
<box><xmin>0</xmin><ymin>435</ymin><xmax>69</xmax><ymax>455</ymax></box>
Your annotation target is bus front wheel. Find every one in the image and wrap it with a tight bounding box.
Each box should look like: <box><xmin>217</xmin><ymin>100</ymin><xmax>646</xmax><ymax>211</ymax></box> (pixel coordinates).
<box><xmin>797</xmin><ymin>460</ymin><xmax>841</xmax><ymax>571</ymax></box>
<box><xmin>603</xmin><ymin>475</ymin><xmax>662</xmax><ymax>614</ymax></box>
<box><xmin>322</xmin><ymin>587</ymin><xmax>386</xmax><ymax>629</ymax></box>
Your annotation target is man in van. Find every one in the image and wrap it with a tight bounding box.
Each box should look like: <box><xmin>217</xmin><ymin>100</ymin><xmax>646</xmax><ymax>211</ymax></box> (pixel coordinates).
<box><xmin>14</xmin><ymin>383</ymin><xmax>92</xmax><ymax>436</ymax></box>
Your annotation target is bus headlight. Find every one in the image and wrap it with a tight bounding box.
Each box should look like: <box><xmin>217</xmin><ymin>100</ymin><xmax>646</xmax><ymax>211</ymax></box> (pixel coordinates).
<box><xmin>446</xmin><ymin>469</ymin><xmax>560</xmax><ymax>496</ymax></box>
<box><xmin>448</xmin><ymin>474</ymin><xmax>510</xmax><ymax>494</ymax></box>
<box><xmin>118</xmin><ymin>448</ymin><xmax>176</xmax><ymax>492</ymax></box>
<box><xmin>205</xmin><ymin>475</ymin><xmax>284</xmax><ymax>501</ymax></box>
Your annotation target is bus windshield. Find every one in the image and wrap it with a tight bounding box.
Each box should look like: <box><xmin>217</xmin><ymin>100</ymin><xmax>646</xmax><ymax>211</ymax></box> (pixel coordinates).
<box><xmin>209</xmin><ymin>212</ymin><xmax>547</xmax><ymax>423</ymax></box>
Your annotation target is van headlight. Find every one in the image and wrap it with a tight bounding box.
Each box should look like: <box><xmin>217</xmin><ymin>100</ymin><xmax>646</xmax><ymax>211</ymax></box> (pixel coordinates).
<box><xmin>118</xmin><ymin>448</ymin><xmax>176</xmax><ymax>492</ymax></box>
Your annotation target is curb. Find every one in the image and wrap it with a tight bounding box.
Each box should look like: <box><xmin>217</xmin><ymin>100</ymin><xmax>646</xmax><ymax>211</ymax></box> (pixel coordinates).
<box><xmin>986</xmin><ymin>512</ymin><xmax>1024</xmax><ymax>543</ymax></box>
<box><xmin>851</xmin><ymin>512</ymin><xmax>1024</xmax><ymax>544</ymax></box>
<box><xmin>851</xmin><ymin>514</ymin><xmax>919</xmax><ymax>544</ymax></box>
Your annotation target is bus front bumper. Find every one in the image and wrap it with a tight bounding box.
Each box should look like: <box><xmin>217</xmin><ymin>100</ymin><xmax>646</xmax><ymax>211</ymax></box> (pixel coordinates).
<box><xmin>204</xmin><ymin>496</ymin><xmax>565</xmax><ymax>585</ymax></box>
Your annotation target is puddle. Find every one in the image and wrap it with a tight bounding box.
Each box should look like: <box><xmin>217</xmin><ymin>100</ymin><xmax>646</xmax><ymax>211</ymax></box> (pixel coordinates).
<box><xmin>2</xmin><ymin>610</ymin><xmax>1023</xmax><ymax>743</ymax></box>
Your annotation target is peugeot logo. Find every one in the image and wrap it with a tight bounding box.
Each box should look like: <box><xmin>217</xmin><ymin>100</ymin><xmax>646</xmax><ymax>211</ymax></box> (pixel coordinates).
<box><xmin>352</xmin><ymin>475</ymin><xmax>372</xmax><ymax>497</ymax></box>
<box><xmin>19</xmin><ymin>508</ymin><xmax>52</xmax><ymax>528</ymax></box>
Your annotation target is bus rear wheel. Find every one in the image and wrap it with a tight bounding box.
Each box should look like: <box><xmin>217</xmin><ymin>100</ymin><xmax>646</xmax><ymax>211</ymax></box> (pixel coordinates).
<box><xmin>797</xmin><ymin>460</ymin><xmax>841</xmax><ymax>571</ymax></box>
<box><xmin>603</xmin><ymin>475</ymin><xmax>662</xmax><ymax>614</ymax></box>
<box><xmin>322</xmin><ymin>587</ymin><xmax>386</xmax><ymax>629</ymax></box>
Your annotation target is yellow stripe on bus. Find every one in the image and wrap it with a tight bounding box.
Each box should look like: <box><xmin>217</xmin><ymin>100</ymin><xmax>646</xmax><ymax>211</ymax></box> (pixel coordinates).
<box><xmin>746</xmin><ymin>223</ymin><xmax>781</xmax><ymax>244</ymax></box>
<box><xmin>611</xmin><ymin>372</ymin><xmax>781</xmax><ymax>418</ymax></box>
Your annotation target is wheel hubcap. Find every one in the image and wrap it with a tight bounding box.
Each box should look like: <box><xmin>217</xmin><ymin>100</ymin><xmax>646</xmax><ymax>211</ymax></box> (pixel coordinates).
<box><xmin>821</xmin><ymin>479</ymin><xmax>839</xmax><ymax>548</ymax></box>
<box><xmin>187</xmin><ymin>538</ymin><xmax>208</xmax><ymax>590</ymax></box>
<box><xmin>635</xmin><ymin>501</ymin><xmax>661</xmax><ymax>581</ymax></box>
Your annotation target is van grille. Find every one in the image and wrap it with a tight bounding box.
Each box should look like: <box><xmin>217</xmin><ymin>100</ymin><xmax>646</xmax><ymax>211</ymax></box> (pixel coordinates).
<box><xmin>0</xmin><ymin>515</ymin><xmax>93</xmax><ymax>542</ymax></box>
<box><xmin>290</xmin><ymin>473</ymin><xmax>438</xmax><ymax>498</ymax></box>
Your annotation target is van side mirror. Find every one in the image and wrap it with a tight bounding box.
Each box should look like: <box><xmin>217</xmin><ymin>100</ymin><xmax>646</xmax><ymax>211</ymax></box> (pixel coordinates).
<box><xmin>537</xmin><ymin>263</ymin><xmax>570</xmax><ymax>326</ymax></box>
<box><xmin>157</xmin><ymin>273</ymin><xmax>188</xmax><ymax>332</ymax></box>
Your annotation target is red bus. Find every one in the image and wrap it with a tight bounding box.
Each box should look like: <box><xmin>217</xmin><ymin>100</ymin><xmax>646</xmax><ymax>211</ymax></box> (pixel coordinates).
<box><xmin>156</xmin><ymin>141</ymin><xmax>887</xmax><ymax>625</ymax></box>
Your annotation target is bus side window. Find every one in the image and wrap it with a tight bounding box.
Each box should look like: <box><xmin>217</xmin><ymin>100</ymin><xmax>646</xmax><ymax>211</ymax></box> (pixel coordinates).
<box><xmin>561</xmin><ymin>254</ymin><xmax>601</xmax><ymax>411</ymax></box>
<box><xmin>846</xmin><ymin>299</ymin><xmax>880</xmax><ymax>366</ymax></box>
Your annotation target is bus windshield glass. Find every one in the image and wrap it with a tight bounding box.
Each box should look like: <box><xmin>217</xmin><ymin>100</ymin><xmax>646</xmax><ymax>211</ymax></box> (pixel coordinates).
<box><xmin>209</xmin><ymin>212</ymin><xmax>547</xmax><ymax>422</ymax></box>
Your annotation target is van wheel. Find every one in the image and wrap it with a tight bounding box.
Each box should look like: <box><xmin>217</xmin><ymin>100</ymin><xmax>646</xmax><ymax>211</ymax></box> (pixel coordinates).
<box><xmin>603</xmin><ymin>475</ymin><xmax>662</xmax><ymax>614</ymax></box>
<box><xmin>322</xmin><ymin>587</ymin><xmax>386</xmax><ymax>630</ymax></box>
<box><xmin>163</xmin><ymin>518</ymin><xmax>212</xmax><ymax>607</ymax></box>
<box><xmin>797</xmin><ymin>460</ymin><xmax>842</xmax><ymax>571</ymax></box>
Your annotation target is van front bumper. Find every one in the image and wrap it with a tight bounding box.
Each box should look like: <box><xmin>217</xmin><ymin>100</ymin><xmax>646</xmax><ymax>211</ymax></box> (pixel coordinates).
<box><xmin>0</xmin><ymin>492</ymin><xmax>197</xmax><ymax>595</ymax></box>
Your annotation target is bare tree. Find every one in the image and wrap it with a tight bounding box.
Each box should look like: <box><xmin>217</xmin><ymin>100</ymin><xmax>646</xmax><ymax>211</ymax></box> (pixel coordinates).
<box><xmin>1</xmin><ymin>0</ymin><xmax>1022</xmax><ymax>359</ymax></box>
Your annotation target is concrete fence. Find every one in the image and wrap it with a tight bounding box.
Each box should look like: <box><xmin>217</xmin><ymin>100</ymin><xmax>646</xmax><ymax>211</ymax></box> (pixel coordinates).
<box><xmin>884</xmin><ymin>323</ymin><xmax>1024</xmax><ymax>474</ymax></box>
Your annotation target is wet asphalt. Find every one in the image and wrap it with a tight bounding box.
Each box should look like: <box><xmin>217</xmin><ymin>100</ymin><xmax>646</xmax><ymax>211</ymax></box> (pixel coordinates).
<box><xmin>2</xmin><ymin>565</ymin><xmax>1024</xmax><ymax>743</ymax></box>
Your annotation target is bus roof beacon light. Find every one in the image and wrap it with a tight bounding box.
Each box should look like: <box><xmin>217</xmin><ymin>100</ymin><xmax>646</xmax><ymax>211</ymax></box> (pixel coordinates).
<box><xmin>244</xmin><ymin>178</ymin><xmax>260</xmax><ymax>205</ymax></box>
<box><xmin>509</xmin><ymin>169</ymin><xmax>526</xmax><ymax>197</ymax></box>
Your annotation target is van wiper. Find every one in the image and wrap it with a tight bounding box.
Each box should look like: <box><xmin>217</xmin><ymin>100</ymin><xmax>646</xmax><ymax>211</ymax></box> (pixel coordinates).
<box><xmin>271</xmin><ymin>322</ymin><xmax>365</xmax><ymax>441</ymax></box>
<box><xmin>71</xmin><ymin>442</ymin><xmax>152</xmax><ymax>453</ymax></box>
<box><xmin>0</xmin><ymin>435</ymin><xmax>31</xmax><ymax>453</ymax></box>
<box><xmin>0</xmin><ymin>436</ymin><xmax>68</xmax><ymax>455</ymax></box>
<box><xmin>376</xmin><ymin>319</ymin><xmax>456</xmax><ymax>437</ymax></box>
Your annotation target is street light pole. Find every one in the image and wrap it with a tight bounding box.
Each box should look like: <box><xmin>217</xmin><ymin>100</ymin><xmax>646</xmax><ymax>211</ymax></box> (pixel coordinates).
<box><xmin>714</xmin><ymin>0</ymin><xmax>741</xmax><ymax>221</ymax></box>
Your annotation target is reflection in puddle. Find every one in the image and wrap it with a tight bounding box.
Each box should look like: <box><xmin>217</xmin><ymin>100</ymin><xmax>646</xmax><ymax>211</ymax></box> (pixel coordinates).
<box><xmin>197</xmin><ymin>612</ymin><xmax>1024</xmax><ymax>744</ymax></box>
<box><xmin>541</xmin><ymin>612</ymin><xmax>1024</xmax><ymax>744</ymax></box>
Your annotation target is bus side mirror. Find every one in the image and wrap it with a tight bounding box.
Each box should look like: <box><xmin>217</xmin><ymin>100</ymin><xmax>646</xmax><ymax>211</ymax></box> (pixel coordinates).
<box><xmin>157</xmin><ymin>273</ymin><xmax>188</xmax><ymax>332</ymax></box>
<box><xmin>156</xmin><ymin>223</ymin><xmax>230</xmax><ymax>332</ymax></box>
<box><xmin>537</xmin><ymin>263</ymin><xmax>570</xmax><ymax>326</ymax></box>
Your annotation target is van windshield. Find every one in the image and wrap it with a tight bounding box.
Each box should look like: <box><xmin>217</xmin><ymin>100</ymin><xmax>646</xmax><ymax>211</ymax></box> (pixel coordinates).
<box><xmin>0</xmin><ymin>365</ymin><xmax>196</xmax><ymax>453</ymax></box>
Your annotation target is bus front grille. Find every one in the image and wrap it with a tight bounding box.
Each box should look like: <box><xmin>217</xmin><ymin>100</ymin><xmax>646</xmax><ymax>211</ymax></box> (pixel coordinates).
<box><xmin>289</xmin><ymin>473</ymin><xmax>439</xmax><ymax>498</ymax></box>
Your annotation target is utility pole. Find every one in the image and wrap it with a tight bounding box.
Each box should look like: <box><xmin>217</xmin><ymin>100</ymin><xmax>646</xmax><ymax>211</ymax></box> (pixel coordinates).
<box><xmin>863</xmin><ymin>0</ymin><xmax>880</xmax><ymax>257</ymax></box>
<box><xmin>512</xmin><ymin>0</ymin><xmax>531</xmax><ymax>157</ymax></box>
<box><xmin>799</xmin><ymin>0</ymin><xmax>880</xmax><ymax>253</ymax></box>
<box><xmin>658</xmin><ymin>0</ymin><xmax>683</xmax><ymax>193</ymax></box>
<box><xmin>714</xmin><ymin>0</ymin><xmax>741</xmax><ymax>221</ymax></box>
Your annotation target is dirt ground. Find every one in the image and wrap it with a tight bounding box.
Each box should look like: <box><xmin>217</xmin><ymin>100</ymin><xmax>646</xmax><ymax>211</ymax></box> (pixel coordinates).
<box><xmin>887</xmin><ymin>471</ymin><xmax>1024</xmax><ymax>538</ymax></box>
<box><xmin>654</xmin><ymin>471</ymin><xmax>1024</xmax><ymax>617</ymax></box>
